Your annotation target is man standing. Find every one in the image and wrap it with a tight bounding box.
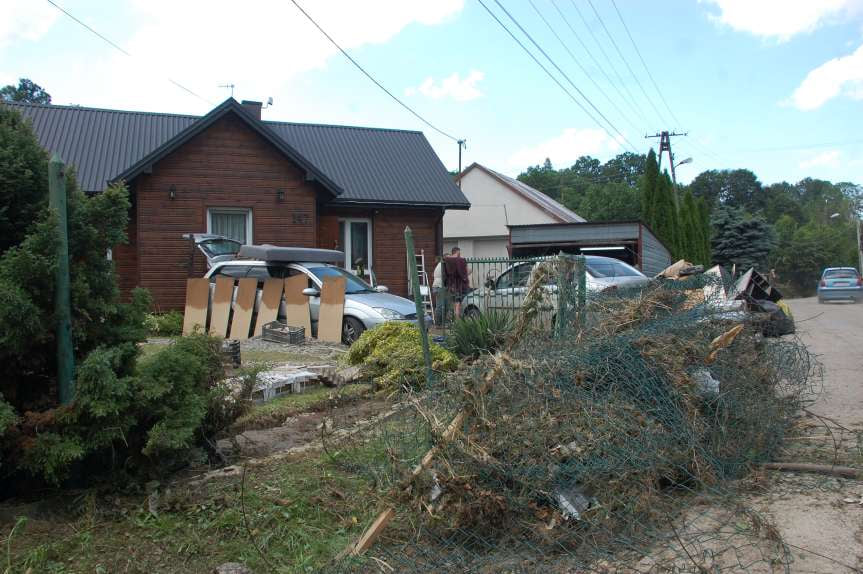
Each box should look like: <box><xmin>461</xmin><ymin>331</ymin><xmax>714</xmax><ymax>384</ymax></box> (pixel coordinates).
<box><xmin>443</xmin><ymin>246</ymin><xmax>469</xmax><ymax>319</ymax></box>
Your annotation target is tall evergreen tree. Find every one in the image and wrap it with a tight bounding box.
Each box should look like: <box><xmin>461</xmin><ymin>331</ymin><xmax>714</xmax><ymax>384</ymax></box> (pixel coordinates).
<box><xmin>696</xmin><ymin>197</ymin><xmax>712</xmax><ymax>265</ymax></box>
<box><xmin>640</xmin><ymin>149</ymin><xmax>659</xmax><ymax>229</ymax></box>
<box><xmin>653</xmin><ymin>172</ymin><xmax>679</xmax><ymax>258</ymax></box>
<box><xmin>711</xmin><ymin>206</ymin><xmax>773</xmax><ymax>271</ymax></box>
<box><xmin>679</xmin><ymin>189</ymin><xmax>706</xmax><ymax>265</ymax></box>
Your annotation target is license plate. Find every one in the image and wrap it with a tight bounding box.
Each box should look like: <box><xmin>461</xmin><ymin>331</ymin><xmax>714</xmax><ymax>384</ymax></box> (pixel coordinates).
<box><xmin>834</xmin><ymin>281</ymin><xmax>849</xmax><ymax>286</ymax></box>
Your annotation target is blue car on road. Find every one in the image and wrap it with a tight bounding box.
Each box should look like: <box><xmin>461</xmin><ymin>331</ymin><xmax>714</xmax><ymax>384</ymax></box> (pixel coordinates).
<box><xmin>817</xmin><ymin>267</ymin><xmax>862</xmax><ymax>303</ymax></box>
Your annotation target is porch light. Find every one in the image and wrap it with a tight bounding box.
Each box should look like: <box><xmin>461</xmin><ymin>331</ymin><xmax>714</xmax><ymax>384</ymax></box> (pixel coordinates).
<box><xmin>169</xmin><ymin>185</ymin><xmax>176</xmax><ymax>200</ymax></box>
<box><xmin>276</xmin><ymin>189</ymin><xmax>285</xmax><ymax>201</ymax></box>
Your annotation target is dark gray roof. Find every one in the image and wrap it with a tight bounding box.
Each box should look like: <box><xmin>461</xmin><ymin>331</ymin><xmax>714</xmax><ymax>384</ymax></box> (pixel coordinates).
<box><xmin>4</xmin><ymin>99</ymin><xmax>469</xmax><ymax>208</ymax></box>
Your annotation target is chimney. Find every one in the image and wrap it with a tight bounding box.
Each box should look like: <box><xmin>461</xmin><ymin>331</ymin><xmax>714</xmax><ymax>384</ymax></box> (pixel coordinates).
<box><xmin>240</xmin><ymin>100</ymin><xmax>262</xmax><ymax>120</ymax></box>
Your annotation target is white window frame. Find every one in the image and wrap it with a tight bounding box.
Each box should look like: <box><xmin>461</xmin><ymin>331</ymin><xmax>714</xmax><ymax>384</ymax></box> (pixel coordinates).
<box><xmin>207</xmin><ymin>207</ymin><xmax>253</xmax><ymax>245</ymax></box>
<box><xmin>339</xmin><ymin>217</ymin><xmax>373</xmax><ymax>277</ymax></box>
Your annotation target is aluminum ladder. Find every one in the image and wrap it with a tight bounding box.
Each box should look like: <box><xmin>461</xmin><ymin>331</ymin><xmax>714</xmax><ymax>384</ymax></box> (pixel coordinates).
<box><xmin>412</xmin><ymin>249</ymin><xmax>435</xmax><ymax>323</ymax></box>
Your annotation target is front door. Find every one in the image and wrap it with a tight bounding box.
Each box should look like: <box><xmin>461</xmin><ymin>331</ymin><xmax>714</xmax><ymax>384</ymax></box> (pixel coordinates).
<box><xmin>339</xmin><ymin>218</ymin><xmax>373</xmax><ymax>280</ymax></box>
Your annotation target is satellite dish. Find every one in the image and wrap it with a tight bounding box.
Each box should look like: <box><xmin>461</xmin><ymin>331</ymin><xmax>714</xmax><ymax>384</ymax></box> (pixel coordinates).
<box><xmin>266</xmin><ymin>97</ymin><xmax>273</xmax><ymax>106</ymax></box>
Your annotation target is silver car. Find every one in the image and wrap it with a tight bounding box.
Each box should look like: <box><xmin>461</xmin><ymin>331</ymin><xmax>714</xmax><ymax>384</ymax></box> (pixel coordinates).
<box><xmin>461</xmin><ymin>255</ymin><xmax>650</xmax><ymax>319</ymax></box>
<box><xmin>204</xmin><ymin>259</ymin><xmax>427</xmax><ymax>344</ymax></box>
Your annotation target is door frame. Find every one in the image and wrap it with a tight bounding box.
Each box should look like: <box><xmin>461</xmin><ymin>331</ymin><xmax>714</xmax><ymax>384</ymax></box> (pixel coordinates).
<box><xmin>338</xmin><ymin>217</ymin><xmax>373</xmax><ymax>277</ymax></box>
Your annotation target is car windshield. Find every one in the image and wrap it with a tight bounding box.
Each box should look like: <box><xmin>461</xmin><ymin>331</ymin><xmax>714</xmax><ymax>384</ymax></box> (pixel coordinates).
<box><xmin>200</xmin><ymin>239</ymin><xmax>241</xmax><ymax>257</ymax></box>
<box><xmin>308</xmin><ymin>266</ymin><xmax>375</xmax><ymax>294</ymax></box>
<box><xmin>824</xmin><ymin>269</ymin><xmax>858</xmax><ymax>279</ymax></box>
<box><xmin>586</xmin><ymin>259</ymin><xmax>642</xmax><ymax>278</ymax></box>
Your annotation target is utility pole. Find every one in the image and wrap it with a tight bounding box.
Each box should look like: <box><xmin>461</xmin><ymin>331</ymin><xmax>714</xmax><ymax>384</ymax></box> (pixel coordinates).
<box><xmin>646</xmin><ymin>130</ymin><xmax>687</xmax><ymax>205</ymax></box>
<box><xmin>457</xmin><ymin>139</ymin><xmax>466</xmax><ymax>187</ymax></box>
<box><xmin>646</xmin><ymin>131</ymin><xmax>687</xmax><ymax>184</ymax></box>
<box><xmin>49</xmin><ymin>154</ymin><xmax>75</xmax><ymax>405</ymax></box>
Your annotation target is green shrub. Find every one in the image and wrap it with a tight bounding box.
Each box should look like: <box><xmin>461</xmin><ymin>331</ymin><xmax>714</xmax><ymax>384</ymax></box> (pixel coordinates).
<box><xmin>346</xmin><ymin>322</ymin><xmax>458</xmax><ymax>390</ymax></box>
<box><xmin>447</xmin><ymin>310</ymin><xmax>514</xmax><ymax>358</ymax></box>
<box><xmin>144</xmin><ymin>310</ymin><xmax>184</xmax><ymax>337</ymax></box>
<box><xmin>15</xmin><ymin>334</ymin><xmax>248</xmax><ymax>483</ymax></box>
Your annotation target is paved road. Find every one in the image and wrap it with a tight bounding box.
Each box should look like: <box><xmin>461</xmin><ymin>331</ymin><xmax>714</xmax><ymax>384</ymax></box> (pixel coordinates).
<box><xmin>765</xmin><ymin>297</ymin><xmax>863</xmax><ymax>572</ymax></box>
<box><xmin>788</xmin><ymin>297</ymin><xmax>863</xmax><ymax>428</ymax></box>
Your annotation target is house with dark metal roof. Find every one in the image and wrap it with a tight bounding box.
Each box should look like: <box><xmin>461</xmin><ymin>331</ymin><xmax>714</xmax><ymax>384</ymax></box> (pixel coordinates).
<box><xmin>445</xmin><ymin>162</ymin><xmax>584</xmax><ymax>259</ymax></box>
<box><xmin>6</xmin><ymin>98</ymin><xmax>469</xmax><ymax>308</ymax></box>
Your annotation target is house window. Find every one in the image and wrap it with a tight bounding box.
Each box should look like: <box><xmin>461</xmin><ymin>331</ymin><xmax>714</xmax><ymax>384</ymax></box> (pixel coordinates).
<box><xmin>338</xmin><ymin>218</ymin><xmax>372</xmax><ymax>276</ymax></box>
<box><xmin>208</xmin><ymin>208</ymin><xmax>252</xmax><ymax>244</ymax></box>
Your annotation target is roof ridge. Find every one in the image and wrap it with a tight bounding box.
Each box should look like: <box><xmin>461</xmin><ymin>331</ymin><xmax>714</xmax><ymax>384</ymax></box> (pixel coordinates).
<box><xmin>265</xmin><ymin>119</ymin><xmax>423</xmax><ymax>135</ymax></box>
<box><xmin>2</xmin><ymin>100</ymin><xmax>200</xmax><ymax>119</ymax></box>
<box><xmin>4</xmin><ymin>101</ymin><xmax>425</xmax><ymax>135</ymax></box>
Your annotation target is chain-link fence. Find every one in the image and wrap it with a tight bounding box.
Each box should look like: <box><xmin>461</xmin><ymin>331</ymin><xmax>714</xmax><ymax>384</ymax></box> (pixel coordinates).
<box><xmin>327</xmin><ymin>262</ymin><xmax>818</xmax><ymax>573</ymax></box>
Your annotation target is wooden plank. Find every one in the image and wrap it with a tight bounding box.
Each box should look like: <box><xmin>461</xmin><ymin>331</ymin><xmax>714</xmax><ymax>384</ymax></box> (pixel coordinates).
<box><xmin>208</xmin><ymin>277</ymin><xmax>234</xmax><ymax>337</ymax></box>
<box><xmin>228</xmin><ymin>278</ymin><xmax>257</xmax><ymax>340</ymax></box>
<box><xmin>317</xmin><ymin>276</ymin><xmax>345</xmax><ymax>343</ymax></box>
<box><xmin>352</xmin><ymin>508</ymin><xmax>395</xmax><ymax>556</ymax></box>
<box><xmin>284</xmin><ymin>274</ymin><xmax>312</xmax><ymax>334</ymax></box>
<box><xmin>253</xmin><ymin>279</ymin><xmax>284</xmax><ymax>337</ymax></box>
<box><xmin>182</xmin><ymin>278</ymin><xmax>210</xmax><ymax>335</ymax></box>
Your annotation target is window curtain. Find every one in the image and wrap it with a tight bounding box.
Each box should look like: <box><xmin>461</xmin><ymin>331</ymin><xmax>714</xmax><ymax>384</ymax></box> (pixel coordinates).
<box><xmin>211</xmin><ymin>211</ymin><xmax>248</xmax><ymax>243</ymax></box>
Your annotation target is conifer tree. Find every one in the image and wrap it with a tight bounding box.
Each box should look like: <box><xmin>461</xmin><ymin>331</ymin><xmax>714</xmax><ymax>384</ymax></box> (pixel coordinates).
<box><xmin>653</xmin><ymin>171</ymin><xmax>679</xmax><ymax>258</ymax></box>
<box><xmin>640</xmin><ymin>149</ymin><xmax>659</xmax><ymax>229</ymax></box>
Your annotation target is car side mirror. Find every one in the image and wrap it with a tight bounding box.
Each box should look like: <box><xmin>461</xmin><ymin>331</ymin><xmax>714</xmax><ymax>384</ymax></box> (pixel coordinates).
<box><xmin>374</xmin><ymin>285</ymin><xmax>389</xmax><ymax>293</ymax></box>
<box><xmin>302</xmin><ymin>287</ymin><xmax>320</xmax><ymax>297</ymax></box>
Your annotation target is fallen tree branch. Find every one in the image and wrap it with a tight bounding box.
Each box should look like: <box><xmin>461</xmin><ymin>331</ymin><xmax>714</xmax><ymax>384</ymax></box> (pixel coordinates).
<box><xmin>762</xmin><ymin>462</ymin><xmax>862</xmax><ymax>479</ymax></box>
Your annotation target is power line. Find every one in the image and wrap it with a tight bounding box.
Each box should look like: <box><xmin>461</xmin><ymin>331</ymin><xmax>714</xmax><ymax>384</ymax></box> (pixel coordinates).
<box><xmin>568</xmin><ymin>0</ymin><xmax>649</xmax><ymax>123</ymax></box>
<box><xmin>550</xmin><ymin>0</ymin><xmax>645</xmax><ymax>130</ymax></box>
<box><xmin>44</xmin><ymin>0</ymin><xmax>212</xmax><ymax>105</ymax></box>
<box><xmin>586</xmin><ymin>0</ymin><xmax>668</xmax><ymax>127</ymax></box>
<box><xmin>288</xmin><ymin>0</ymin><xmax>461</xmax><ymax>143</ymax></box>
<box><xmin>609</xmin><ymin>0</ymin><xmax>682</xmax><ymax>128</ymax></box>
<box><xmin>481</xmin><ymin>0</ymin><xmax>638</xmax><ymax>152</ymax></box>
<box><xmin>475</xmin><ymin>0</ymin><xmax>624</xmax><ymax>149</ymax></box>
<box><xmin>605</xmin><ymin>0</ymin><xmax>730</xmax><ymax>164</ymax></box>
<box><xmin>526</xmin><ymin>0</ymin><xmax>642</xmax><ymax>136</ymax></box>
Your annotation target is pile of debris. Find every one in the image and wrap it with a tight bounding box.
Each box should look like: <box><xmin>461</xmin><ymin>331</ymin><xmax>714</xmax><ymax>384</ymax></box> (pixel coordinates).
<box><xmin>331</xmin><ymin>270</ymin><xmax>815</xmax><ymax>572</ymax></box>
<box><xmin>656</xmin><ymin>259</ymin><xmax>795</xmax><ymax>337</ymax></box>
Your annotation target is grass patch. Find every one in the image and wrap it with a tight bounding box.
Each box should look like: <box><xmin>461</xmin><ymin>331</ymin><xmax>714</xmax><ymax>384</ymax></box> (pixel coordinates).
<box><xmin>234</xmin><ymin>384</ymin><xmax>372</xmax><ymax>432</ymax></box>
<box><xmin>3</xmin><ymin>452</ymin><xmax>381</xmax><ymax>573</ymax></box>
<box><xmin>241</xmin><ymin>349</ymin><xmax>336</xmax><ymax>366</ymax></box>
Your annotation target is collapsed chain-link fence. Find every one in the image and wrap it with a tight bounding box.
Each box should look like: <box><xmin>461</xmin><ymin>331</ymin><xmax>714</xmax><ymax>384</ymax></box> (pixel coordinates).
<box><xmin>326</xmin><ymin>256</ymin><xmax>819</xmax><ymax>573</ymax></box>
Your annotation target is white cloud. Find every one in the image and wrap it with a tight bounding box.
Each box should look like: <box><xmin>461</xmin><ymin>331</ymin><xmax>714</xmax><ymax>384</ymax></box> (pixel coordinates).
<box><xmin>26</xmin><ymin>0</ymin><xmax>463</xmax><ymax>114</ymax></box>
<box><xmin>788</xmin><ymin>43</ymin><xmax>863</xmax><ymax>110</ymax></box>
<box><xmin>702</xmin><ymin>0</ymin><xmax>859</xmax><ymax>40</ymax></box>
<box><xmin>0</xmin><ymin>0</ymin><xmax>58</xmax><ymax>51</ymax></box>
<box><xmin>799</xmin><ymin>149</ymin><xmax>841</xmax><ymax>169</ymax></box>
<box><xmin>406</xmin><ymin>70</ymin><xmax>484</xmax><ymax>101</ymax></box>
<box><xmin>507</xmin><ymin>128</ymin><xmax>622</xmax><ymax>169</ymax></box>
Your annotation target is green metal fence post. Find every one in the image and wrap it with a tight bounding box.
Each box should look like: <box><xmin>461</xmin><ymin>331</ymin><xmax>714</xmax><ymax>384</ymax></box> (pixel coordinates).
<box><xmin>576</xmin><ymin>255</ymin><xmax>587</xmax><ymax>327</ymax></box>
<box><xmin>49</xmin><ymin>154</ymin><xmax>75</xmax><ymax>405</ymax></box>
<box><xmin>405</xmin><ymin>227</ymin><xmax>434</xmax><ymax>385</ymax></box>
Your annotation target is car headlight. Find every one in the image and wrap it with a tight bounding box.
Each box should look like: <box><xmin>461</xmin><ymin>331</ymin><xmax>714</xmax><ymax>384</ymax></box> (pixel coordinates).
<box><xmin>373</xmin><ymin>307</ymin><xmax>405</xmax><ymax>320</ymax></box>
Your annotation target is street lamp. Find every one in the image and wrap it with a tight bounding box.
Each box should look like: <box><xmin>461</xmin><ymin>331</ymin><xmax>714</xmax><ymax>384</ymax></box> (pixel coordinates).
<box><xmin>674</xmin><ymin>157</ymin><xmax>693</xmax><ymax>169</ymax></box>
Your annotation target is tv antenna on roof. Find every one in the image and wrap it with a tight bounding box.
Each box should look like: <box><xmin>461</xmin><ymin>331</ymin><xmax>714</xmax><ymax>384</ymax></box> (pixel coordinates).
<box><xmin>219</xmin><ymin>83</ymin><xmax>236</xmax><ymax>97</ymax></box>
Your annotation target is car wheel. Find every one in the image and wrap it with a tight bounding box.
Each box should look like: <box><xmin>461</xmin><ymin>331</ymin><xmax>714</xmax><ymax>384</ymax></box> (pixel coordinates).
<box><xmin>342</xmin><ymin>316</ymin><xmax>365</xmax><ymax>345</ymax></box>
<box><xmin>463</xmin><ymin>306</ymin><xmax>481</xmax><ymax>320</ymax></box>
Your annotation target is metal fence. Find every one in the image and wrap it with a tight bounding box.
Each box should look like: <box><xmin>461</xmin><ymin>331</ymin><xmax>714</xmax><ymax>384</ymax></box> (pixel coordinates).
<box><xmin>432</xmin><ymin>255</ymin><xmax>587</xmax><ymax>335</ymax></box>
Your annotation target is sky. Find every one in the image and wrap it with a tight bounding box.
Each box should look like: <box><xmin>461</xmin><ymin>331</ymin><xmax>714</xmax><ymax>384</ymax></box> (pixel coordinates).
<box><xmin>2</xmin><ymin>0</ymin><xmax>863</xmax><ymax>186</ymax></box>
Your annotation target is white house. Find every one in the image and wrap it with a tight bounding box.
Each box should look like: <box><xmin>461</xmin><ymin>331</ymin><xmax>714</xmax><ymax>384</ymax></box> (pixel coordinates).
<box><xmin>444</xmin><ymin>163</ymin><xmax>585</xmax><ymax>258</ymax></box>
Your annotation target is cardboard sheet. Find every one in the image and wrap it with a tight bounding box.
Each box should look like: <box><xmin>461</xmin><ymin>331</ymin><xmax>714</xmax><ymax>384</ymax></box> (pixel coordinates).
<box><xmin>284</xmin><ymin>274</ymin><xmax>312</xmax><ymax>334</ymax></box>
<box><xmin>317</xmin><ymin>276</ymin><xmax>346</xmax><ymax>343</ymax></box>
<box><xmin>208</xmin><ymin>277</ymin><xmax>234</xmax><ymax>337</ymax></box>
<box><xmin>182</xmin><ymin>278</ymin><xmax>210</xmax><ymax>335</ymax></box>
<box><xmin>254</xmin><ymin>279</ymin><xmax>284</xmax><ymax>336</ymax></box>
<box><xmin>229</xmin><ymin>278</ymin><xmax>257</xmax><ymax>340</ymax></box>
